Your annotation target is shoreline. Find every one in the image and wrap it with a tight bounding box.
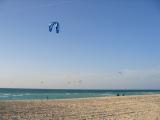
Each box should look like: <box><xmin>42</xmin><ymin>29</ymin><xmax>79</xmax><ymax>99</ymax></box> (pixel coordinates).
<box><xmin>0</xmin><ymin>93</ymin><xmax>160</xmax><ymax>102</ymax></box>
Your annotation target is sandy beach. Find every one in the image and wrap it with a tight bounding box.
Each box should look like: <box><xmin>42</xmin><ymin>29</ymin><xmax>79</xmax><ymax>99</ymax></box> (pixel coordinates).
<box><xmin>0</xmin><ymin>94</ymin><xmax>160</xmax><ymax>120</ymax></box>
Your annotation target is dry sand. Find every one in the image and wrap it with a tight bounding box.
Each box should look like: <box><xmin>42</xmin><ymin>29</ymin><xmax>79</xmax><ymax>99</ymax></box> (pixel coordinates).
<box><xmin>0</xmin><ymin>94</ymin><xmax>160</xmax><ymax>120</ymax></box>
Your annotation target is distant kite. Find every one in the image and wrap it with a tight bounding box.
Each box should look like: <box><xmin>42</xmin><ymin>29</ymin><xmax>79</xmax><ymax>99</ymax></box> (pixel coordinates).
<box><xmin>78</xmin><ymin>80</ymin><xmax>82</xmax><ymax>84</ymax></box>
<box><xmin>49</xmin><ymin>21</ymin><xmax>60</xmax><ymax>33</ymax></box>
<box><xmin>40</xmin><ymin>80</ymin><xmax>44</xmax><ymax>84</ymax></box>
<box><xmin>118</xmin><ymin>72</ymin><xmax>122</xmax><ymax>75</ymax></box>
<box><xmin>67</xmin><ymin>81</ymin><xmax>71</xmax><ymax>85</ymax></box>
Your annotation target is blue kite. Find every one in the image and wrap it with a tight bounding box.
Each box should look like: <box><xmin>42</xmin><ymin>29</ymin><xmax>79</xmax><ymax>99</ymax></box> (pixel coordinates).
<box><xmin>49</xmin><ymin>21</ymin><xmax>60</xmax><ymax>33</ymax></box>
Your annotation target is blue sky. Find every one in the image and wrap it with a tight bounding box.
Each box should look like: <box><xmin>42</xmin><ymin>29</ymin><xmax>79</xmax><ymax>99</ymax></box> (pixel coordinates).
<box><xmin>0</xmin><ymin>0</ymin><xmax>160</xmax><ymax>89</ymax></box>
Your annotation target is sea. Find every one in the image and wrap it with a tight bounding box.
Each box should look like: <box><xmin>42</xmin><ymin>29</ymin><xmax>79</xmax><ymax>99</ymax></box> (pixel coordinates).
<box><xmin>0</xmin><ymin>88</ymin><xmax>160</xmax><ymax>100</ymax></box>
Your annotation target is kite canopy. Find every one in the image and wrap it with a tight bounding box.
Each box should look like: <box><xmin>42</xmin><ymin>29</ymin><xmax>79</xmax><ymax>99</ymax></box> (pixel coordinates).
<box><xmin>49</xmin><ymin>21</ymin><xmax>60</xmax><ymax>33</ymax></box>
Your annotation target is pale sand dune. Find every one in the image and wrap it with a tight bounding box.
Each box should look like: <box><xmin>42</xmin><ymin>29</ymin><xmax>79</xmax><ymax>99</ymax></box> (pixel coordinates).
<box><xmin>0</xmin><ymin>94</ymin><xmax>160</xmax><ymax>120</ymax></box>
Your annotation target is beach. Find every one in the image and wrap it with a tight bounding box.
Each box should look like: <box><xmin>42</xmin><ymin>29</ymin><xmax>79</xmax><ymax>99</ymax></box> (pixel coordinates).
<box><xmin>0</xmin><ymin>94</ymin><xmax>160</xmax><ymax>120</ymax></box>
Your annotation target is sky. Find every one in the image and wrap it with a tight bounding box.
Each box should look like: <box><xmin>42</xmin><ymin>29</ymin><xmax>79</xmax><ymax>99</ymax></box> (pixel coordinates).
<box><xmin>0</xmin><ymin>0</ymin><xmax>160</xmax><ymax>89</ymax></box>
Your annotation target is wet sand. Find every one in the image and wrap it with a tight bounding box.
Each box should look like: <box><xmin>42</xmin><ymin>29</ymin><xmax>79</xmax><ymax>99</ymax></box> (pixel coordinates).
<box><xmin>0</xmin><ymin>94</ymin><xmax>160</xmax><ymax>120</ymax></box>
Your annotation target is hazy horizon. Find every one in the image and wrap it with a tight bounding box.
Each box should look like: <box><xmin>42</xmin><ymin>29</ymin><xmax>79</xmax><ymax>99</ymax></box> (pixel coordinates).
<box><xmin>0</xmin><ymin>0</ymin><xmax>160</xmax><ymax>89</ymax></box>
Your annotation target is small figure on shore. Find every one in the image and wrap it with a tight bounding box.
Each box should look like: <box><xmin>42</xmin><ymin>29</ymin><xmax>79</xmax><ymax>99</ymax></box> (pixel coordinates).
<box><xmin>117</xmin><ymin>93</ymin><xmax>120</xmax><ymax>96</ymax></box>
<box><xmin>47</xmin><ymin>96</ymin><xmax>49</xmax><ymax>100</ymax></box>
<box><xmin>122</xmin><ymin>94</ymin><xmax>125</xmax><ymax>96</ymax></box>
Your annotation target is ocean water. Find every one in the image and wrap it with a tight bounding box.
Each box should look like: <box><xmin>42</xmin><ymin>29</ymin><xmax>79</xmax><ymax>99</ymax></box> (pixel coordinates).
<box><xmin>0</xmin><ymin>88</ymin><xmax>160</xmax><ymax>100</ymax></box>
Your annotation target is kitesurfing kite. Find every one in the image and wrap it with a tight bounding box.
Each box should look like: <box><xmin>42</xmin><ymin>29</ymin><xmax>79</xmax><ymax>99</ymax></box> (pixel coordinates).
<box><xmin>49</xmin><ymin>21</ymin><xmax>60</xmax><ymax>33</ymax></box>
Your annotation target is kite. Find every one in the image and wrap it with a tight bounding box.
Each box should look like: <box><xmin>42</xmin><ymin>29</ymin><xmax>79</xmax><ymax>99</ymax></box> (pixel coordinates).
<box><xmin>49</xmin><ymin>21</ymin><xmax>60</xmax><ymax>33</ymax></box>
